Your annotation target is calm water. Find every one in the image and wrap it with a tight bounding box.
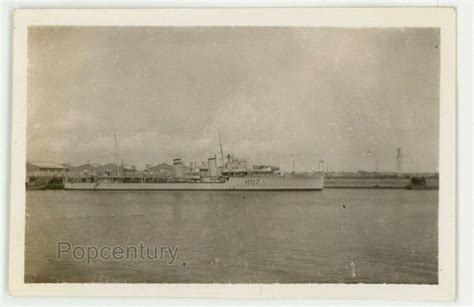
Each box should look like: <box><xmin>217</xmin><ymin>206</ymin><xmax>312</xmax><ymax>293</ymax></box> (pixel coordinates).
<box><xmin>25</xmin><ymin>189</ymin><xmax>438</xmax><ymax>284</ymax></box>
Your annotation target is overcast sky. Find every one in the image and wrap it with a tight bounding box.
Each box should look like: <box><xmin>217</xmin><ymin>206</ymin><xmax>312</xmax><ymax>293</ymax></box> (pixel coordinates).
<box><xmin>27</xmin><ymin>26</ymin><xmax>439</xmax><ymax>172</ymax></box>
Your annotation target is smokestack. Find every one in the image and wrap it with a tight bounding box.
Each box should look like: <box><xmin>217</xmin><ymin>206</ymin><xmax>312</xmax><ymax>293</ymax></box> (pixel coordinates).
<box><xmin>173</xmin><ymin>158</ymin><xmax>183</xmax><ymax>178</ymax></box>
<box><xmin>208</xmin><ymin>156</ymin><xmax>217</xmax><ymax>178</ymax></box>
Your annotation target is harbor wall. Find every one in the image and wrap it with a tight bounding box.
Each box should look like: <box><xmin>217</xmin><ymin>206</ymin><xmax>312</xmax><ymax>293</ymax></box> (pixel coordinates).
<box><xmin>324</xmin><ymin>176</ymin><xmax>438</xmax><ymax>189</ymax></box>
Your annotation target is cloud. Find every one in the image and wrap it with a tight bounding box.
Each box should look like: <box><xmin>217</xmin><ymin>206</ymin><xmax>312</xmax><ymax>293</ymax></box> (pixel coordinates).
<box><xmin>27</xmin><ymin>27</ymin><xmax>439</xmax><ymax>172</ymax></box>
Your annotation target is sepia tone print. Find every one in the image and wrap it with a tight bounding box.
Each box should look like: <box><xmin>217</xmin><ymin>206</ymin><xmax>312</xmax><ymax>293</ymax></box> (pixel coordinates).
<box><xmin>9</xmin><ymin>8</ymin><xmax>456</xmax><ymax>300</ymax></box>
<box><xmin>25</xmin><ymin>26</ymin><xmax>439</xmax><ymax>284</ymax></box>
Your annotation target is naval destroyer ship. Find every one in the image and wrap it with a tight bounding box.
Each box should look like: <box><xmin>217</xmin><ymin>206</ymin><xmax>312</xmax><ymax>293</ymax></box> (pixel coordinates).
<box><xmin>64</xmin><ymin>156</ymin><xmax>324</xmax><ymax>191</ymax></box>
<box><xmin>64</xmin><ymin>136</ymin><xmax>325</xmax><ymax>191</ymax></box>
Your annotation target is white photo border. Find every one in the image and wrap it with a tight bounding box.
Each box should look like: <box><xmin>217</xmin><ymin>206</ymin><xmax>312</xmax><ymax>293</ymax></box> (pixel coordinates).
<box><xmin>8</xmin><ymin>8</ymin><xmax>456</xmax><ymax>300</ymax></box>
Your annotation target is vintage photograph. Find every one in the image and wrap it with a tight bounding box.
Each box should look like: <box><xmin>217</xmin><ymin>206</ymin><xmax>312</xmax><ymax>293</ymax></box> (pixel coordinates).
<box><xmin>9</xmin><ymin>8</ymin><xmax>456</xmax><ymax>299</ymax></box>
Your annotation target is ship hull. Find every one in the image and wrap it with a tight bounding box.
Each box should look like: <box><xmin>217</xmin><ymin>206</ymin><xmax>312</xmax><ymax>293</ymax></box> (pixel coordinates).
<box><xmin>64</xmin><ymin>176</ymin><xmax>324</xmax><ymax>191</ymax></box>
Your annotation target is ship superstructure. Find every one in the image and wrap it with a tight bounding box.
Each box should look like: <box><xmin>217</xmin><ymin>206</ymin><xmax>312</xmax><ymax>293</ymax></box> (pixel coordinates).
<box><xmin>63</xmin><ymin>134</ymin><xmax>325</xmax><ymax>191</ymax></box>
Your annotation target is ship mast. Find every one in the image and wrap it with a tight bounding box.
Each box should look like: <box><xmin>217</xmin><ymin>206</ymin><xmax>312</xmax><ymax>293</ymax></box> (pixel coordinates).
<box><xmin>292</xmin><ymin>155</ymin><xmax>295</xmax><ymax>174</ymax></box>
<box><xmin>113</xmin><ymin>133</ymin><xmax>122</xmax><ymax>177</ymax></box>
<box><xmin>218</xmin><ymin>131</ymin><xmax>225</xmax><ymax>166</ymax></box>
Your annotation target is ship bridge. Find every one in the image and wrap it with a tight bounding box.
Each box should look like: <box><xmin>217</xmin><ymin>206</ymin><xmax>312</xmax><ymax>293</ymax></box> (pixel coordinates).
<box><xmin>222</xmin><ymin>155</ymin><xmax>280</xmax><ymax>177</ymax></box>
